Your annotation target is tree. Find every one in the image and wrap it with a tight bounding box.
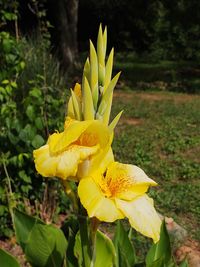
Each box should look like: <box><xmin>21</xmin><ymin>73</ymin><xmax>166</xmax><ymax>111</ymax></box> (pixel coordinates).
<box><xmin>48</xmin><ymin>0</ymin><xmax>79</xmax><ymax>70</ymax></box>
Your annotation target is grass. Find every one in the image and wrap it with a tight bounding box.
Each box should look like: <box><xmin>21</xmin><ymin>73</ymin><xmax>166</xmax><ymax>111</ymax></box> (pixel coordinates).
<box><xmin>111</xmin><ymin>89</ymin><xmax>200</xmax><ymax>241</ymax></box>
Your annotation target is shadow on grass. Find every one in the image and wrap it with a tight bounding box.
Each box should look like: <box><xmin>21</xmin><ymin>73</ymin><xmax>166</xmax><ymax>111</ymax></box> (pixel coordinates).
<box><xmin>114</xmin><ymin>53</ymin><xmax>200</xmax><ymax>93</ymax></box>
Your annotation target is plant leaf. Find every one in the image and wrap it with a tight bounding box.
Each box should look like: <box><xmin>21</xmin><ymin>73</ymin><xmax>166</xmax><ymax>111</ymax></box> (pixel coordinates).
<box><xmin>89</xmin><ymin>40</ymin><xmax>98</xmax><ymax>109</ymax></box>
<box><xmin>83</xmin><ymin>57</ymin><xmax>90</xmax><ymax>84</ymax></box>
<box><xmin>31</xmin><ymin>134</ymin><xmax>45</xmax><ymax>148</ymax></box>
<box><xmin>83</xmin><ymin>77</ymin><xmax>94</xmax><ymax>120</ymax></box>
<box><xmin>95</xmin><ymin>230</ymin><xmax>116</xmax><ymax>267</ymax></box>
<box><xmin>113</xmin><ymin>221</ymin><xmax>136</xmax><ymax>267</ymax></box>
<box><xmin>97</xmin><ymin>24</ymin><xmax>105</xmax><ymax>86</ymax></box>
<box><xmin>97</xmin><ymin>72</ymin><xmax>120</xmax><ymax>123</ymax></box>
<box><xmin>146</xmin><ymin>221</ymin><xmax>172</xmax><ymax>267</ymax></box>
<box><xmin>0</xmin><ymin>248</ymin><xmax>21</xmax><ymax>267</ymax></box>
<box><xmin>14</xmin><ymin>209</ymin><xmax>67</xmax><ymax>267</ymax></box>
<box><xmin>74</xmin><ymin>230</ymin><xmax>116</xmax><ymax>267</ymax></box>
<box><xmin>104</xmin><ymin>48</ymin><xmax>114</xmax><ymax>91</ymax></box>
<box><xmin>109</xmin><ymin>111</ymin><xmax>123</xmax><ymax>132</ymax></box>
<box><xmin>179</xmin><ymin>259</ymin><xmax>189</xmax><ymax>267</ymax></box>
<box><xmin>71</xmin><ymin>89</ymin><xmax>82</xmax><ymax>120</ymax></box>
<box><xmin>25</xmin><ymin>223</ymin><xmax>67</xmax><ymax>267</ymax></box>
<box><xmin>67</xmin><ymin>96</ymin><xmax>75</xmax><ymax>119</ymax></box>
<box><xmin>14</xmin><ymin>209</ymin><xmax>43</xmax><ymax>250</ymax></box>
<box><xmin>103</xmin><ymin>26</ymin><xmax>107</xmax><ymax>60</ymax></box>
<box><xmin>61</xmin><ymin>217</ymin><xmax>79</xmax><ymax>267</ymax></box>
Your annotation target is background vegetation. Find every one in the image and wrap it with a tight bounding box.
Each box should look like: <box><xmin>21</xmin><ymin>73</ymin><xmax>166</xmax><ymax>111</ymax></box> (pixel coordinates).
<box><xmin>0</xmin><ymin>0</ymin><xmax>199</xmax><ymax>248</ymax></box>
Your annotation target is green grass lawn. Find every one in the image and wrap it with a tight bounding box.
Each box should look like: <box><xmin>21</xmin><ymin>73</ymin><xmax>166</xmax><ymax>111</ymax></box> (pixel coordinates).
<box><xmin>111</xmin><ymin>89</ymin><xmax>200</xmax><ymax>241</ymax></box>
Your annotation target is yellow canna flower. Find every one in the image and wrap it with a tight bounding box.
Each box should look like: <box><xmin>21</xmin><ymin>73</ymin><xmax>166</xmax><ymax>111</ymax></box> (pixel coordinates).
<box><xmin>78</xmin><ymin>162</ymin><xmax>161</xmax><ymax>243</ymax></box>
<box><xmin>33</xmin><ymin>118</ymin><xmax>113</xmax><ymax>181</ymax></box>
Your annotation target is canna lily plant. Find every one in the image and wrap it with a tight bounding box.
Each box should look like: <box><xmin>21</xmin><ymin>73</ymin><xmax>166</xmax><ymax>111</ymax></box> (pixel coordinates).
<box><xmin>2</xmin><ymin>25</ymin><xmax>188</xmax><ymax>267</ymax></box>
<box><xmin>33</xmin><ymin>23</ymin><xmax>161</xmax><ymax>264</ymax></box>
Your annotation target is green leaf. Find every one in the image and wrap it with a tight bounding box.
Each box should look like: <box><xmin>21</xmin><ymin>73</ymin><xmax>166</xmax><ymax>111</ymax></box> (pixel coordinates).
<box><xmin>113</xmin><ymin>221</ymin><xmax>136</xmax><ymax>267</ymax></box>
<box><xmin>31</xmin><ymin>134</ymin><xmax>45</xmax><ymax>148</ymax></box>
<box><xmin>14</xmin><ymin>209</ymin><xmax>68</xmax><ymax>267</ymax></box>
<box><xmin>0</xmin><ymin>205</ymin><xmax>8</xmax><ymax>216</ymax></box>
<box><xmin>83</xmin><ymin>77</ymin><xmax>94</xmax><ymax>120</ymax></box>
<box><xmin>1</xmin><ymin>79</ymin><xmax>9</xmax><ymax>84</ymax></box>
<box><xmin>61</xmin><ymin>217</ymin><xmax>79</xmax><ymax>267</ymax></box>
<box><xmin>29</xmin><ymin>88</ymin><xmax>42</xmax><ymax>98</ymax></box>
<box><xmin>146</xmin><ymin>221</ymin><xmax>172</xmax><ymax>267</ymax></box>
<box><xmin>26</xmin><ymin>105</ymin><xmax>35</xmax><ymax>121</ymax></box>
<box><xmin>35</xmin><ymin>117</ymin><xmax>44</xmax><ymax>130</ymax></box>
<box><xmin>0</xmin><ymin>248</ymin><xmax>21</xmax><ymax>267</ymax></box>
<box><xmin>8</xmin><ymin>132</ymin><xmax>19</xmax><ymax>145</ymax></box>
<box><xmin>148</xmin><ymin>257</ymin><xmax>165</xmax><ymax>267</ymax></box>
<box><xmin>104</xmin><ymin>48</ymin><xmax>114</xmax><ymax>90</ymax></box>
<box><xmin>74</xmin><ymin>230</ymin><xmax>116</xmax><ymax>267</ymax></box>
<box><xmin>14</xmin><ymin>209</ymin><xmax>43</xmax><ymax>250</ymax></box>
<box><xmin>82</xmin><ymin>57</ymin><xmax>90</xmax><ymax>85</ymax></box>
<box><xmin>97</xmin><ymin>72</ymin><xmax>120</xmax><ymax>120</ymax></box>
<box><xmin>95</xmin><ymin>230</ymin><xmax>116</xmax><ymax>267</ymax></box>
<box><xmin>89</xmin><ymin>40</ymin><xmax>99</xmax><ymax>109</ymax></box>
<box><xmin>97</xmin><ymin>24</ymin><xmax>105</xmax><ymax>85</ymax></box>
<box><xmin>19</xmin><ymin>124</ymin><xmax>36</xmax><ymax>142</ymax></box>
<box><xmin>18</xmin><ymin>170</ymin><xmax>31</xmax><ymax>183</ymax></box>
<box><xmin>179</xmin><ymin>259</ymin><xmax>188</xmax><ymax>267</ymax></box>
<box><xmin>74</xmin><ymin>231</ymin><xmax>83</xmax><ymax>266</ymax></box>
<box><xmin>71</xmin><ymin>89</ymin><xmax>81</xmax><ymax>120</ymax></box>
<box><xmin>109</xmin><ymin>111</ymin><xmax>123</xmax><ymax>132</ymax></box>
<box><xmin>25</xmin><ymin>223</ymin><xmax>67</xmax><ymax>267</ymax></box>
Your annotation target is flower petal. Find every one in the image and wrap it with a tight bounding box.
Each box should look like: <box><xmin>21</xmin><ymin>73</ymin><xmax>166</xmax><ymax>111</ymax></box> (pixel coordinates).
<box><xmin>115</xmin><ymin>195</ymin><xmax>161</xmax><ymax>243</ymax></box>
<box><xmin>82</xmin><ymin>120</ymin><xmax>111</xmax><ymax>148</ymax></box>
<box><xmin>107</xmin><ymin>162</ymin><xmax>157</xmax><ymax>186</ymax></box>
<box><xmin>77</xmin><ymin>147</ymin><xmax>114</xmax><ymax>178</ymax></box>
<box><xmin>49</xmin><ymin>120</ymin><xmax>93</xmax><ymax>154</ymax></box>
<box><xmin>78</xmin><ymin>177</ymin><xmax>124</xmax><ymax>222</ymax></box>
<box><xmin>56</xmin><ymin>145</ymin><xmax>99</xmax><ymax>179</ymax></box>
<box><xmin>105</xmin><ymin>162</ymin><xmax>157</xmax><ymax>200</ymax></box>
<box><xmin>33</xmin><ymin>143</ymin><xmax>99</xmax><ymax>180</ymax></box>
<box><xmin>117</xmin><ymin>184</ymin><xmax>151</xmax><ymax>201</ymax></box>
<box><xmin>33</xmin><ymin>145</ymin><xmax>59</xmax><ymax>177</ymax></box>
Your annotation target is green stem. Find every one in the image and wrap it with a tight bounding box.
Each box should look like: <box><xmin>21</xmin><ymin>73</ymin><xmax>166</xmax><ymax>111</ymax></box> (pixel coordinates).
<box><xmin>79</xmin><ymin>214</ymin><xmax>91</xmax><ymax>267</ymax></box>
<box><xmin>89</xmin><ymin>217</ymin><xmax>99</xmax><ymax>267</ymax></box>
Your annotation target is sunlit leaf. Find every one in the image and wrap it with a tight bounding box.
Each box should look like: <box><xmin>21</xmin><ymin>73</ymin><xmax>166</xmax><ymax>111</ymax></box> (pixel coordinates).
<box><xmin>71</xmin><ymin>89</ymin><xmax>82</xmax><ymax>120</ymax></box>
<box><xmin>89</xmin><ymin>40</ymin><xmax>98</xmax><ymax>109</ymax></box>
<box><xmin>83</xmin><ymin>77</ymin><xmax>94</xmax><ymax>120</ymax></box>
<box><xmin>97</xmin><ymin>24</ymin><xmax>105</xmax><ymax>85</ymax></box>
<box><xmin>109</xmin><ymin>111</ymin><xmax>123</xmax><ymax>132</ymax></box>
<box><xmin>74</xmin><ymin>230</ymin><xmax>116</xmax><ymax>267</ymax></box>
<box><xmin>104</xmin><ymin>48</ymin><xmax>114</xmax><ymax>91</ymax></box>
<box><xmin>14</xmin><ymin>209</ymin><xmax>67</xmax><ymax>267</ymax></box>
<box><xmin>0</xmin><ymin>248</ymin><xmax>20</xmax><ymax>267</ymax></box>
<box><xmin>146</xmin><ymin>221</ymin><xmax>172</xmax><ymax>267</ymax></box>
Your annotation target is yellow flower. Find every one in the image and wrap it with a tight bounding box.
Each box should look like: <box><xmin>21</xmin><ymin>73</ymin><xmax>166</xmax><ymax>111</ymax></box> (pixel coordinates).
<box><xmin>33</xmin><ymin>118</ymin><xmax>113</xmax><ymax>181</ymax></box>
<box><xmin>78</xmin><ymin>162</ymin><xmax>161</xmax><ymax>242</ymax></box>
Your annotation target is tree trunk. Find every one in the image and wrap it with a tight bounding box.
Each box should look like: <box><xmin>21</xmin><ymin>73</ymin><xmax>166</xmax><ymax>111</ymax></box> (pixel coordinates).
<box><xmin>49</xmin><ymin>0</ymin><xmax>79</xmax><ymax>70</ymax></box>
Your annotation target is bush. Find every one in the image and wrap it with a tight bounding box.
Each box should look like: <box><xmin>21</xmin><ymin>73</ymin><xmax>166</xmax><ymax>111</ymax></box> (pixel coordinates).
<box><xmin>0</xmin><ymin>32</ymin><xmax>69</xmax><ymax>237</ymax></box>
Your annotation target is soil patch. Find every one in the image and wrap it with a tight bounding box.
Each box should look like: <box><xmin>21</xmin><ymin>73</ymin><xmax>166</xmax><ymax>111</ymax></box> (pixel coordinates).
<box><xmin>0</xmin><ymin>238</ymin><xmax>30</xmax><ymax>266</ymax></box>
<box><xmin>119</xmin><ymin>117</ymin><xmax>143</xmax><ymax>126</ymax></box>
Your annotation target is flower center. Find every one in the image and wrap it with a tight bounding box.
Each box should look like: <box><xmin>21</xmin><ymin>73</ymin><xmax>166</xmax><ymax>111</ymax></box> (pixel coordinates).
<box><xmin>75</xmin><ymin>132</ymin><xmax>99</xmax><ymax>147</ymax></box>
<box><xmin>100</xmin><ymin>172</ymin><xmax>134</xmax><ymax>198</ymax></box>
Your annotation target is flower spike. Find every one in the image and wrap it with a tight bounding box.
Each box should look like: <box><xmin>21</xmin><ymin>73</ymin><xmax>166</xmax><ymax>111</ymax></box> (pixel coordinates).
<box><xmin>83</xmin><ymin>77</ymin><xmax>94</xmax><ymax>120</ymax></box>
<box><xmin>89</xmin><ymin>40</ymin><xmax>99</xmax><ymax>110</ymax></box>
